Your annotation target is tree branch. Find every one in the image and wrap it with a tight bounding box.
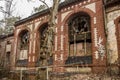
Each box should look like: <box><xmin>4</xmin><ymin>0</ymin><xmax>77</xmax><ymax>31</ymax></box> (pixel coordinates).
<box><xmin>39</xmin><ymin>0</ymin><xmax>52</xmax><ymax>14</ymax></box>
<box><xmin>0</xmin><ymin>6</ymin><xmax>7</xmax><ymax>14</ymax></box>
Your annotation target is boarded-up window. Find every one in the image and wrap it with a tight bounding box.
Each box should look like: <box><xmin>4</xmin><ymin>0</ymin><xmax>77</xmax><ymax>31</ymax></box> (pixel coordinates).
<box><xmin>68</xmin><ymin>12</ymin><xmax>91</xmax><ymax>57</ymax></box>
<box><xmin>17</xmin><ymin>30</ymin><xmax>29</xmax><ymax>61</ymax></box>
<box><xmin>19</xmin><ymin>50</ymin><xmax>28</xmax><ymax>60</ymax></box>
<box><xmin>6</xmin><ymin>44</ymin><xmax>11</xmax><ymax>52</ymax></box>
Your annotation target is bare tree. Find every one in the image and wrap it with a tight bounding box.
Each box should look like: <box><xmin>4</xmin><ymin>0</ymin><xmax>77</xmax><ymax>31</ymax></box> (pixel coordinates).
<box><xmin>27</xmin><ymin>0</ymin><xmax>61</xmax><ymax>80</ymax></box>
<box><xmin>39</xmin><ymin>0</ymin><xmax>60</xmax><ymax>79</ymax></box>
<box><xmin>32</xmin><ymin>5</ymin><xmax>47</xmax><ymax>14</ymax></box>
<box><xmin>29</xmin><ymin>0</ymin><xmax>60</xmax><ymax>65</ymax></box>
<box><xmin>0</xmin><ymin>0</ymin><xmax>20</xmax><ymax>35</ymax></box>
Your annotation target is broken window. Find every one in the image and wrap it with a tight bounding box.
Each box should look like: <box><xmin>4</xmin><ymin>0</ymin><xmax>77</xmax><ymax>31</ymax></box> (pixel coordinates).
<box><xmin>17</xmin><ymin>30</ymin><xmax>29</xmax><ymax>61</ymax></box>
<box><xmin>40</xmin><ymin>24</ymin><xmax>48</xmax><ymax>50</ymax></box>
<box><xmin>20</xmin><ymin>31</ymin><xmax>29</xmax><ymax>50</ymax></box>
<box><xmin>39</xmin><ymin>24</ymin><xmax>49</xmax><ymax>66</ymax></box>
<box><xmin>68</xmin><ymin>13</ymin><xmax>92</xmax><ymax>57</ymax></box>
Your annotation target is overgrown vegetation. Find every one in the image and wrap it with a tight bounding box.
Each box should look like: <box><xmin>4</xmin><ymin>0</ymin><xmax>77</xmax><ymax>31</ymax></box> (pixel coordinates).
<box><xmin>0</xmin><ymin>0</ymin><xmax>20</xmax><ymax>35</ymax></box>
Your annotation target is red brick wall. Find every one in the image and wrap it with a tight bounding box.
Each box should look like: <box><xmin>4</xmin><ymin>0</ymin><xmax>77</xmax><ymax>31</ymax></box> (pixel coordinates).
<box><xmin>14</xmin><ymin>0</ymin><xmax>107</xmax><ymax>73</ymax></box>
<box><xmin>114</xmin><ymin>16</ymin><xmax>120</xmax><ymax>69</ymax></box>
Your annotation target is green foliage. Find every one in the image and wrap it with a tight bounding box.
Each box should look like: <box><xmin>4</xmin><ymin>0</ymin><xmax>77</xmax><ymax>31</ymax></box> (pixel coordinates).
<box><xmin>0</xmin><ymin>27</ymin><xmax>4</xmax><ymax>35</ymax></box>
<box><xmin>0</xmin><ymin>67</ymin><xmax>10</xmax><ymax>79</ymax></box>
<box><xmin>0</xmin><ymin>16</ymin><xmax>20</xmax><ymax>35</ymax></box>
<box><xmin>32</xmin><ymin>5</ymin><xmax>47</xmax><ymax>14</ymax></box>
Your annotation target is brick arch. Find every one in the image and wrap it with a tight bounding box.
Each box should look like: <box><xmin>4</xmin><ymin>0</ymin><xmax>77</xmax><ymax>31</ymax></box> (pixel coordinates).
<box><xmin>37</xmin><ymin>22</ymin><xmax>48</xmax><ymax>32</ymax></box>
<box><xmin>15</xmin><ymin>28</ymin><xmax>31</xmax><ymax>63</ymax></box>
<box><xmin>34</xmin><ymin>19</ymin><xmax>48</xmax><ymax>32</ymax></box>
<box><xmin>17</xmin><ymin>28</ymin><xmax>31</xmax><ymax>46</ymax></box>
<box><xmin>16</xmin><ymin>27</ymin><xmax>31</xmax><ymax>49</ymax></box>
<box><xmin>17</xmin><ymin>27</ymin><xmax>31</xmax><ymax>37</ymax></box>
<box><xmin>34</xmin><ymin>21</ymin><xmax>48</xmax><ymax>62</ymax></box>
<box><xmin>62</xmin><ymin>8</ymin><xmax>95</xmax><ymax>25</ymax></box>
<box><xmin>35</xmin><ymin>22</ymin><xmax>48</xmax><ymax>49</ymax></box>
<box><xmin>62</xmin><ymin>8</ymin><xmax>96</xmax><ymax>66</ymax></box>
<box><xmin>34</xmin><ymin>21</ymin><xmax>48</xmax><ymax>49</ymax></box>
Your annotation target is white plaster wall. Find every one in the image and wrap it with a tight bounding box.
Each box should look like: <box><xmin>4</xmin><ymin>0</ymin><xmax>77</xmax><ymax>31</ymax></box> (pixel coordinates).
<box><xmin>85</xmin><ymin>2</ymin><xmax>96</xmax><ymax>13</ymax></box>
<box><xmin>106</xmin><ymin>10</ymin><xmax>120</xmax><ymax>63</ymax></box>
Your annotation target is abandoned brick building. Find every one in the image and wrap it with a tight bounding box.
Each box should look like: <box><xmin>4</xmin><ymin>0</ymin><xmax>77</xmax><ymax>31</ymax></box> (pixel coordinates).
<box><xmin>0</xmin><ymin>0</ymin><xmax>120</xmax><ymax>79</ymax></box>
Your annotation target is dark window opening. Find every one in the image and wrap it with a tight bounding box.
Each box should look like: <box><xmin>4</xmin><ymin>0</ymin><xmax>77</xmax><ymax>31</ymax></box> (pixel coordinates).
<box><xmin>6</xmin><ymin>52</ymin><xmax>10</xmax><ymax>65</ymax></box>
<box><xmin>66</xmin><ymin>13</ymin><xmax>92</xmax><ymax>65</ymax></box>
<box><xmin>38</xmin><ymin>24</ymin><xmax>53</xmax><ymax>66</ymax></box>
<box><xmin>40</xmin><ymin>24</ymin><xmax>48</xmax><ymax>49</ymax></box>
<box><xmin>20</xmin><ymin>30</ymin><xmax>29</xmax><ymax>50</ymax></box>
<box><xmin>7</xmin><ymin>41</ymin><xmax>11</xmax><ymax>44</ymax></box>
<box><xmin>16</xmin><ymin>30</ymin><xmax>29</xmax><ymax>66</ymax></box>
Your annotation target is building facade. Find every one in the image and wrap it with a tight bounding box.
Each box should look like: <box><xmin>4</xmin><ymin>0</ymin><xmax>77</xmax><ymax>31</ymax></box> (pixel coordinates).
<box><xmin>0</xmin><ymin>34</ymin><xmax>14</xmax><ymax>79</ymax></box>
<box><xmin>0</xmin><ymin>0</ymin><xmax>120</xmax><ymax>79</ymax></box>
<box><xmin>13</xmin><ymin>0</ymin><xmax>106</xmax><ymax>78</ymax></box>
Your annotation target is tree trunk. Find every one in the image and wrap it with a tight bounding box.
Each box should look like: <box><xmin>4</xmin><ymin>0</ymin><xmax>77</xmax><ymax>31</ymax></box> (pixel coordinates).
<box><xmin>47</xmin><ymin>0</ymin><xmax>60</xmax><ymax>55</ymax></box>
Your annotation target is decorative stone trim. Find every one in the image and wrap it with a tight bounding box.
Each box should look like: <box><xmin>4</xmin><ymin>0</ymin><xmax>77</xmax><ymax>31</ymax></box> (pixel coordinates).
<box><xmin>55</xmin><ymin>36</ymin><xmax>58</xmax><ymax>51</ymax></box>
<box><xmin>61</xmin><ymin>35</ymin><xmax>64</xmax><ymax>50</ymax></box>
<box><xmin>94</xmin><ymin>28</ymin><xmax>98</xmax><ymax>47</ymax></box>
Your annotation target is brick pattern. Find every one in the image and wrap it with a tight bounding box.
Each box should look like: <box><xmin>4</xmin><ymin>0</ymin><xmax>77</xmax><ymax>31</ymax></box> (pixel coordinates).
<box><xmin>0</xmin><ymin>36</ymin><xmax>14</xmax><ymax>69</ymax></box>
<box><xmin>114</xmin><ymin>16</ymin><xmax>120</xmax><ymax>69</ymax></box>
<box><xmin>14</xmin><ymin>0</ymin><xmax>106</xmax><ymax>74</ymax></box>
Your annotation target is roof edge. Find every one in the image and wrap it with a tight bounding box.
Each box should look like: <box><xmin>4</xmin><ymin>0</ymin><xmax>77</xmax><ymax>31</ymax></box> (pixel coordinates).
<box><xmin>14</xmin><ymin>0</ymin><xmax>87</xmax><ymax>27</ymax></box>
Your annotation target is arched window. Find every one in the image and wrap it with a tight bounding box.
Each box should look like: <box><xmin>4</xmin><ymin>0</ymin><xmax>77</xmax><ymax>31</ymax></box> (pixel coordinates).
<box><xmin>39</xmin><ymin>24</ymin><xmax>49</xmax><ymax>65</ymax></box>
<box><xmin>66</xmin><ymin>12</ymin><xmax>92</xmax><ymax>64</ymax></box>
<box><xmin>40</xmin><ymin>24</ymin><xmax>48</xmax><ymax>50</ymax></box>
<box><xmin>17</xmin><ymin>30</ymin><xmax>29</xmax><ymax>61</ymax></box>
<box><xmin>20</xmin><ymin>30</ymin><xmax>29</xmax><ymax>50</ymax></box>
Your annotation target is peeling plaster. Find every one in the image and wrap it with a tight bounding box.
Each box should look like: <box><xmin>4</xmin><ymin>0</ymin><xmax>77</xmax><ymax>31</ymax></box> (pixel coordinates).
<box><xmin>94</xmin><ymin>28</ymin><xmax>105</xmax><ymax>60</ymax></box>
<box><xmin>107</xmin><ymin>10</ymin><xmax>120</xmax><ymax>21</ymax></box>
<box><xmin>107</xmin><ymin>21</ymin><xmax>118</xmax><ymax>63</ymax></box>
